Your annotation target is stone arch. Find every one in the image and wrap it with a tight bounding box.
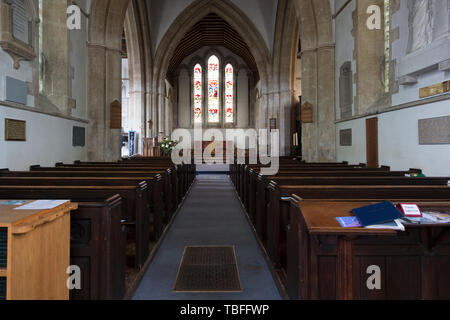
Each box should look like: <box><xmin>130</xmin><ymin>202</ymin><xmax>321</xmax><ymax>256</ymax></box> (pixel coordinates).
<box><xmin>88</xmin><ymin>0</ymin><xmax>153</xmax><ymax>160</ymax></box>
<box><xmin>292</xmin><ymin>0</ymin><xmax>336</xmax><ymax>161</ymax></box>
<box><xmin>153</xmin><ymin>0</ymin><xmax>271</xmax><ymax>134</ymax></box>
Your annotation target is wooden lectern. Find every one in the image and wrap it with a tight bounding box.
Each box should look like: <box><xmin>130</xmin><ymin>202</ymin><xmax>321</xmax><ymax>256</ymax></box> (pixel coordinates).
<box><xmin>0</xmin><ymin>200</ymin><xmax>77</xmax><ymax>300</ymax></box>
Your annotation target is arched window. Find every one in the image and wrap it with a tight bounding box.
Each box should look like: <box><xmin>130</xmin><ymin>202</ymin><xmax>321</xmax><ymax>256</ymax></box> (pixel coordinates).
<box><xmin>224</xmin><ymin>64</ymin><xmax>234</xmax><ymax>123</ymax></box>
<box><xmin>191</xmin><ymin>55</ymin><xmax>235</xmax><ymax>126</ymax></box>
<box><xmin>193</xmin><ymin>64</ymin><xmax>203</xmax><ymax>124</ymax></box>
<box><xmin>207</xmin><ymin>55</ymin><xmax>220</xmax><ymax>123</ymax></box>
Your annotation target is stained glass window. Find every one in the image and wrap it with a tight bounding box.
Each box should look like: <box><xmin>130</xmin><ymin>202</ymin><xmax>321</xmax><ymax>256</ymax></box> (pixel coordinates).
<box><xmin>208</xmin><ymin>55</ymin><xmax>220</xmax><ymax>123</ymax></box>
<box><xmin>225</xmin><ymin>64</ymin><xmax>234</xmax><ymax>123</ymax></box>
<box><xmin>193</xmin><ymin>64</ymin><xmax>203</xmax><ymax>124</ymax></box>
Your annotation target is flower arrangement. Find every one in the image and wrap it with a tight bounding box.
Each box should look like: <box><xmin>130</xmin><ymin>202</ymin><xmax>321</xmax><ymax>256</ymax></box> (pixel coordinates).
<box><xmin>159</xmin><ymin>137</ymin><xmax>178</xmax><ymax>156</ymax></box>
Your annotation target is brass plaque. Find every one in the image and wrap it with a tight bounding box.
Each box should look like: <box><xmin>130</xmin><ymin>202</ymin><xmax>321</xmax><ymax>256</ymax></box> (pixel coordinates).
<box><xmin>5</xmin><ymin>119</ymin><xmax>26</xmax><ymax>141</ymax></box>
<box><xmin>110</xmin><ymin>100</ymin><xmax>122</xmax><ymax>129</ymax></box>
<box><xmin>419</xmin><ymin>81</ymin><xmax>450</xmax><ymax>98</ymax></box>
<box><xmin>301</xmin><ymin>102</ymin><xmax>313</xmax><ymax>123</ymax></box>
<box><xmin>270</xmin><ymin>118</ymin><xmax>277</xmax><ymax>130</ymax></box>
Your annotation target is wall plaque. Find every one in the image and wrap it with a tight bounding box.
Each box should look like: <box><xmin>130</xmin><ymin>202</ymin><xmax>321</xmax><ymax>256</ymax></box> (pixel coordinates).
<box><xmin>11</xmin><ymin>0</ymin><xmax>30</xmax><ymax>45</ymax></box>
<box><xmin>73</xmin><ymin>126</ymin><xmax>85</xmax><ymax>147</ymax></box>
<box><xmin>301</xmin><ymin>102</ymin><xmax>313</xmax><ymax>123</ymax></box>
<box><xmin>419</xmin><ymin>116</ymin><xmax>450</xmax><ymax>145</ymax></box>
<box><xmin>270</xmin><ymin>118</ymin><xmax>277</xmax><ymax>130</ymax></box>
<box><xmin>340</xmin><ymin>129</ymin><xmax>352</xmax><ymax>146</ymax></box>
<box><xmin>110</xmin><ymin>100</ymin><xmax>122</xmax><ymax>129</ymax></box>
<box><xmin>419</xmin><ymin>81</ymin><xmax>450</xmax><ymax>98</ymax></box>
<box><xmin>5</xmin><ymin>119</ymin><xmax>26</xmax><ymax>141</ymax></box>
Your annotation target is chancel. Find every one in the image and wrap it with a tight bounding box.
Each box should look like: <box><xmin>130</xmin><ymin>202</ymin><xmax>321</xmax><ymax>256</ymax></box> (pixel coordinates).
<box><xmin>0</xmin><ymin>0</ymin><xmax>449</xmax><ymax>303</ymax></box>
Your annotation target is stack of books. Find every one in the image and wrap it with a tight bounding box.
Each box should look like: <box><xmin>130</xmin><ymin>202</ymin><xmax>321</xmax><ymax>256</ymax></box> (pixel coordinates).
<box><xmin>336</xmin><ymin>202</ymin><xmax>450</xmax><ymax>230</ymax></box>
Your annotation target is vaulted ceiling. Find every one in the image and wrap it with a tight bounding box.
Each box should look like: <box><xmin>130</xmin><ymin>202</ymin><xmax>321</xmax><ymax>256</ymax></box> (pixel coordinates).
<box><xmin>167</xmin><ymin>13</ymin><xmax>259</xmax><ymax>81</ymax></box>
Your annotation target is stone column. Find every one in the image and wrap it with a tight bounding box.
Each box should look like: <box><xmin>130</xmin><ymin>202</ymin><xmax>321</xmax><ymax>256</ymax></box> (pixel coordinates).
<box><xmin>354</xmin><ymin>0</ymin><xmax>386</xmax><ymax>115</ymax></box>
<box><xmin>87</xmin><ymin>44</ymin><xmax>122</xmax><ymax>161</ymax></box>
<box><xmin>41</xmin><ymin>0</ymin><xmax>69</xmax><ymax>114</ymax></box>
<box><xmin>317</xmin><ymin>46</ymin><xmax>336</xmax><ymax>161</ymax></box>
<box><xmin>300</xmin><ymin>49</ymin><xmax>318</xmax><ymax>162</ymax></box>
<box><xmin>104</xmin><ymin>48</ymin><xmax>122</xmax><ymax>160</ymax></box>
<box><xmin>87</xmin><ymin>44</ymin><xmax>106</xmax><ymax>161</ymax></box>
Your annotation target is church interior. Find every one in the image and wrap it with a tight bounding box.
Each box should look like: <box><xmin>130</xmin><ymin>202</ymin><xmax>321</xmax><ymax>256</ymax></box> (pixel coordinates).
<box><xmin>0</xmin><ymin>0</ymin><xmax>449</xmax><ymax>302</ymax></box>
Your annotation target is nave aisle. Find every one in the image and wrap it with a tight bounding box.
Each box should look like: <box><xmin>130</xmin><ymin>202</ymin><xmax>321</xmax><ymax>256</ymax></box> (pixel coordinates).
<box><xmin>133</xmin><ymin>175</ymin><xmax>281</xmax><ymax>300</ymax></box>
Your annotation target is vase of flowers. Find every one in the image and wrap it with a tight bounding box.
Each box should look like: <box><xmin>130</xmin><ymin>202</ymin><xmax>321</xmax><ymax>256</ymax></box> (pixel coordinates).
<box><xmin>159</xmin><ymin>137</ymin><xmax>178</xmax><ymax>156</ymax></box>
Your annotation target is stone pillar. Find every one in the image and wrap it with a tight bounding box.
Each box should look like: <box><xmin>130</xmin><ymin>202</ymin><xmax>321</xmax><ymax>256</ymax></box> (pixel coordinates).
<box><xmin>317</xmin><ymin>46</ymin><xmax>336</xmax><ymax>161</ymax></box>
<box><xmin>87</xmin><ymin>44</ymin><xmax>106</xmax><ymax>161</ymax></box>
<box><xmin>87</xmin><ymin>44</ymin><xmax>122</xmax><ymax>161</ymax></box>
<box><xmin>104</xmin><ymin>48</ymin><xmax>122</xmax><ymax>160</ymax></box>
<box><xmin>354</xmin><ymin>0</ymin><xmax>386</xmax><ymax>115</ymax></box>
<box><xmin>300</xmin><ymin>49</ymin><xmax>318</xmax><ymax>162</ymax></box>
<box><xmin>41</xmin><ymin>0</ymin><xmax>69</xmax><ymax>114</ymax></box>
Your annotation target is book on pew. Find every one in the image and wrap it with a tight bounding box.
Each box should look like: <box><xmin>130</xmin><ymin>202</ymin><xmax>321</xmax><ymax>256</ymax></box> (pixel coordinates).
<box><xmin>335</xmin><ymin>216</ymin><xmax>405</xmax><ymax>230</ymax></box>
<box><xmin>351</xmin><ymin>201</ymin><xmax>404</xmax><ymax>227</ymax></box>
<box><xmin>364</xmin><ymin>219</ymin><xmax>405</xmax><ymax>231</ymax></box>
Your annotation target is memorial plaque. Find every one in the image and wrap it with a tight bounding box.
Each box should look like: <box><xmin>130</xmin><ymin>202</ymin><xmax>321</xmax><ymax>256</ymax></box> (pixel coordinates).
<box><xmin>5</xmin><ymin>119</ymin><xmax>26</xmax><ymax>141</ymax></box>
<box><xmin>11</xmin><ymin>0</ymin><xmax>30</xmax><ymax>45</ymax></box>
<box><xmin>110</xmin><ymin>100</ymin><xmax>122</xmax><ymax>129</ymax></box>
<box><xmin>73</xmin><ymin>126</ymin><xmax>85</xmax><ymax>147</ymax></box>
<box><xmin>340</xmin><ymin>129</ymin><xmax>352</xmax><ymax>146</ymax></box>
<box><xmin>270</xmin><ymin>118</ymin><xmax>277</xmax><ymax>130</ymax></box>
<box><xmin>419</xmin><ymin>116</ymin><xmax>450</xmax><ymax>145</ymax></box>
<box><xmin>301</xmin><ymin>102</ymin><xmax>313</xmax><ymax>123</ymax></box>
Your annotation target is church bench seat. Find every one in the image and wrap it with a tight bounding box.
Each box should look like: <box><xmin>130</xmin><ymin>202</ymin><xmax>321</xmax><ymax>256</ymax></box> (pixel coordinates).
<box><xmin>0</xmin><ymin>184</ymin><xmax>150</xmax><ymax>269</ymax></box>
<box><xmin>286</xmin><ymin>200</ymin><xmax>450</xmax><ymax>300</ymax></box>
<box><xmin>235</xmin><ymin>164</ymin><xmax>420</xmax><ymax>200</ymax></box>
<box><xmin>29</xmin><ymin>166</ymin><xmax>181</xmax><ymax>221</ymax></box>
<box><xmin>246</xmin><ymin>174</ymin><xmax>450</xmax><ymax>227</ymax></box>
<box><xmin>0</xmin><ymin>176</ymin><xmax>167</xmax><ymax>241</ymax></box>
<box><xmin>0</xmin><ymin>193</ymin><xmax>125</xmax><ymax>300</ymax></box>
<box><xmin>240</xmin><ymin>167</ymin><xmax>419</xmax><ymax>212</ymax></box>
<box><xmin>264</xmin><ymin>184</ymin><xmax>450</xmax><ymax>272</ymax></box>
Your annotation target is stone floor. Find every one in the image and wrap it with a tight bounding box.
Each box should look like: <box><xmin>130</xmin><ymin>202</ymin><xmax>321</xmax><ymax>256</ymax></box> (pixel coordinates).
<box><xmin>132</xmin><ymin>174</ymin><xmax>281</xmax><ymax>300</ymax></box>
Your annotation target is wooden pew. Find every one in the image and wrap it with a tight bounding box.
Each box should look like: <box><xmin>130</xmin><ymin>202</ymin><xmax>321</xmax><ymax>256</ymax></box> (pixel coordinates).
<box><xmin>0</xmin><ymin>176</ymin><xmax>165</xmax><ymax>241</ymax></box>
<box><xmin>287</xmin><ymin>200</ymin><xmax>450</xmax><ymax>300</ymax></box>
<box><xmin>0</xmin><ymin>193</ymin><xmax>125</xmax><ymax>300</ymax></box>
<box><xmin>247</xmin><ymin>174</ymin><xmax>450</xmax><ymax>230</ymax></box>
<box><xmin>265</xmin><ymin>184</ymin><xmax>450</xmax><ymax>273</ymax></box>
<box><xmin>30</xmin><ymin>165</ymin><xmax>179</xmax><ymax>221</ymax></box>
<box><xmin>0</xmin><ymin>184</ymin><xmax>149</xmax><ymax>269</ymax></box>
<box><xmin>237</xmin><ymin>165</ymin><xmax>408</xmax><ymax>201</ymax></box>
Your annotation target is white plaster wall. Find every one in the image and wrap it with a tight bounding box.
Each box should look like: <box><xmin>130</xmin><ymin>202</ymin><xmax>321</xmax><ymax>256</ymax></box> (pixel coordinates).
<box><xmin>147</xmin><ymin>0</ymin><xmax>278</xmax><ymax>54</ymax></box>
<box><xmin>0</xmin><ymin>106</ymin><xmax>87</xmax><ymax>170</ymax></box>
<box><xmin>377</xmin><ymin>101</ymin><xmax>450</xmax><ymax>177</ymax></box>
<box><xmin>0</xmin><ymin>51</ymin><xmax>35</xmax><ymax>107</ymax></box>
<box><xmin>337</xmin><ymin>100</ymin><xmax>450</xmax><ymax>177</ymax></box>
<box><xmin>334</xmin><ymin>0</ymin><xmax>356</xmax><ymax>120</ymax></box>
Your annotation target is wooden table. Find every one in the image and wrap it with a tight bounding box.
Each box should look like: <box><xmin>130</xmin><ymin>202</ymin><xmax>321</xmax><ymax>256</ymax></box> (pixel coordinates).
<box><xmin>287</xmin><ymin>200</ymin><xmax>450</xmax><ymax>300</ymax></box>
<box><xmin>0</xmin><ymin>200</ymin><xmax>77</xmax><ymax>300</ymax></box>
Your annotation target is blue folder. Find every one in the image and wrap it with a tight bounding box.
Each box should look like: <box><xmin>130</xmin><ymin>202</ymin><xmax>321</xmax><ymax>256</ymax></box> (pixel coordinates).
<box><xmin>351</xmin><ymin>201</ymin><xmax>403</xmax><ymax>227</ymax></box>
